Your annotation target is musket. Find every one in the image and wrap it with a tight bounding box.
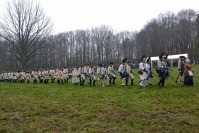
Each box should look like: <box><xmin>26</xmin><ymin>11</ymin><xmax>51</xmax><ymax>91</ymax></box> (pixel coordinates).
<box><xmin>168</xmin><ymin>68</ymin><xmax>178</xmax><ymax>74</ymax></box>
<box><xmin>151</xmin><ymin>71</ymin><xmax>160</xmax><ymax>80</ymax></box>
<box><xmin>175</xmin><ymin>74</ymin><xmax>180</xmax><ymax>83</ymax></box>
<box><xmin>169</xmin><ymin>73</ymin><xmax>176</xmax><ymax>83</ymax></box>
<box><xmin>132</xmin><ymin>72</ymin><xmax>140</xmax><ymax>79</ymax></box>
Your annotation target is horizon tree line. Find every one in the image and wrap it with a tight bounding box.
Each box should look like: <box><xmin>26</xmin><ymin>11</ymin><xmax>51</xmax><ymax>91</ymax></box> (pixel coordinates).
<box><xmin>0</xmin><ymin>0</ymin><xmax>198</xmax><ymax>72</ymax></box>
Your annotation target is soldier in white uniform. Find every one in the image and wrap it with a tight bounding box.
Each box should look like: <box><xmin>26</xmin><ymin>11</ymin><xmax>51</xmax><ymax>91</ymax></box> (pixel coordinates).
<box><xmin>19</xmin><ymin>70</ymin><xmax>26</xmax><ymax>83</ymax></box>
<box><xmin>98</xmin><ymin>64</ymin><xmax>106</xmax><ymax>87</ymax></box>
<box><xmin>78</xmin><ymin>65</ymin><xmax>85</xmax><ymax>86</ymax></box>
<box><xmin>57</xmin><ymin>68</ymin><xmax>64</xmax><ymax>84</ymax></box>
<box><xmin>138</xmin><ymin>55</ymin><xmax>147</xmax><ymax>88</ymax></box>
<box><xmin>49</xmin><ymin>68</ymin><xmax>55</xmax><ymax>83</ymax></box>
<box><xmin>104</xmin><ymin>64</ymin><xmax>110</xmax><ymax>86</ymax></box>
<box><xmin>89</xmin><ymin>65</ymin><xmax>96</xmax><ymax>87</ymax></box>
<box><xmin>25</xmin><ymin>71</ymin><xmax>31</xmax><ymax>83</ymax></box>
<box><xmin>44</xmin><ymin>68</ymin><xmax>49</xmax><ymax>84</ymax></box>
<box><xmin>126</xmin><ymin>61</ymin><xmax>134</xmax><ymax>86</ymax></box>
<box><xmin>72</xmin><ymin>68</ymin><xmax>79</xmax><ymax>84</ymax></box>
<box><xmin>146</xmin><ymin>57</ymin><xmax>153</xmax><ymax>86</ymax></box>
<box><xmin>12</xmin><ymin>71</ymin><xmax>18</xmax><ymax>83</ymax></box>
<box><xmin>108</xmin><ymin>63</ymin><xmax>116</xmax><ymax>86</ymax></box>
<box><xmin>38</xmin><ymin>69</ymin><xmax>44</xmax><ymax>83</ymax></box>
<box><xmin>96</xmin><ymin>64</ymin><xmax>101</xmax><ymax>81</ymax></box>
<box><xmin>118</xmin><ymin>58</ymin><xmax>127</xmax><ymax>87</ymax></box>
<box><xmin>32</xmin><ymin>69</ymin><xmax>38</xmax><ymax>83</ymax></box>
<box><xmin>63</xmin><ymin>67</ymin><xmax>69</xmax><ymax>83</ymax></box>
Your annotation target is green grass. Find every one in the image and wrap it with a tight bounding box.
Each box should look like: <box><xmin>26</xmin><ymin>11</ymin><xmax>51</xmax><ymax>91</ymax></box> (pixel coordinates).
<box><xmin>0</xmin><ymin>66</ymin><xmax>199</xmax><ymax>132</ymax></box>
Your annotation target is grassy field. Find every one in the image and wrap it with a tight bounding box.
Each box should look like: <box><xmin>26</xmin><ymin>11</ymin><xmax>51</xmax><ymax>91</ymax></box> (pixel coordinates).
<box><xmin>0</xmin><ymin>66</ymin><xmax>199</xmax><ymax>132</ymax></box>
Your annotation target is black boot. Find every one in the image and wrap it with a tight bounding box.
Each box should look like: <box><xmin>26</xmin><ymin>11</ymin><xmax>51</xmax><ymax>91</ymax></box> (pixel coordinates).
<box><xmin>64</xmin><ymin>79</ymin><xmax>66</xmax><ymax>84</ymax></box>
<box><xmin>93</xmin><ymin>80</ymin><xmax>96</xmax><ymax>86</ymax></box>
<box><xmin>61</xmin><ymin>79</ymin><xmax>64</xmax><ymax>84</ymax></box>
<box><xmin>51</xmin><ymin>78</ymin><xmax>54</xmax><ymax>83</ymax></box>
<box><xmin>158</xmin><ymin>79</ymin><xmax>163</xmax><ymax>87</ymax></box>
<box><xmin>162</xmin><ymin>79</ymin><xmax>165</xmax><ymax>87</ymax></box>
<box><xmin>109</xmin><ymin>80</ymin><xmax>112</xmax><ymax>86</ymax></box>
<box><xmin>27</xmin><ymin>80</ymin><xmax>30</xmax><ymax>84</ymax></box>
<box><xmin>113</xmin><ymin>79</ymin><xmax>115</xmax><ymax>85</ymax></box>
<box><xmin>131</xmin><ymin>79</ymin><xmax>134</xmax><ymax>85</ymax></box>
<box><xmin>82</xmin><ymin>80</ymin><xmax>85</xmax><ymax>86</ymax></box>
<box><xmin>80</xmin><ymin>80</ymin><xmax>82</xmax><ymax>86</ymax></box>
<box><xmin>126</xmin><ymin>79</ymin><xmax>128</xmax><ymax>86</ymax></box>
<box><xmin>57</xmin><ymin>79</ymin><xmax>60</xmax><ymax>84</ymax></box>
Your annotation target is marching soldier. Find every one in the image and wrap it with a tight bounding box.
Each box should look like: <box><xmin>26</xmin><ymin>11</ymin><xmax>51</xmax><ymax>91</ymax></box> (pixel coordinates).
<box><xmin>84</xmin><ymin>63</ymin><xmax>90</xmax><ymax>84</ymax></box>
<box><xmin>72</xmin><ymin>68</ymin><xmax>79</xmax><ymax>84</ymax></box>
<box><xmin>163</xmin><ymin>54</ymin><xmax>171</xmax><ymax>86</ymax></box>
<box><xmin>32</xmin><ymin>69</ymin><xmax>38</xmax><ymax>83</ymax></box>
<box><xmin>138</xmin><ymin>55</ymin><xmax>147</xmax><ymax>88</ymax></box>
<box><xmin>49</xmin><ymin>68</ymin><xmax>55</xmax><ymax>83</ymax></box>
<box><xmin>63</xmin><ymin>67</ymin><xmax>69</xmax><ymax>83</ymax></box>
<box><xmin>178</xmin><ymin>56</ymin><xmax>185</xmax><ymax>82</ymax></box>
<box><xmin>44</xmin><ymin>68</ymin><xmax>49</xmax><ymax>84</ymax></box>
<box><xmin>126</xmin><ymin>61</ymin><xmax>134</xmax><ymax>86</ymax></box>
<box><xmin>118</xmin><ymin>58</ymin><xmax>128</xmax><ymax>87</ymax></box>
<box><xmin>78</xmin><ymin>65</ymin><xmax>85</xmax><ymax>86</ymax></box>
<box><xmin>38</xmin><ymin>69</ymin><xmax>44</xmax><ymax>83</ymax></box>
<box><xmin>57</xmin><ymin>68</ymin><xmax>64</xmax><ymax>84</ymax></box>
<box><xmin>184</xmin><ymin>58</ymin><xmax>195</xmax><ymax>86</ymax></box>
<box><xmin>108</xmin><ymin>63</ymin><xmax>116</xmax><ymax>86</ymax></box>
<box><xmin>104</xmin><ymin>64</ymin><xmax>110</xmax><ymax>86</ymax></box>
<box><xmin>26</xmin><ymin>71</ymin><xmax>31</xmax><ymax>83</ymax></box>
<box><xmin>99</xmin><ymin>64</ymin><xmax>106</xmax><ymax>87</ymax></box>
<box><xmin>89</xmin><ymin>65</ymin><xmax>96</xmax><ymax>87</ymax></box>
<box><xmin>146</xmin><ymin>57</ymin><xmax>153</xmax><ymax>85</ymax></box>
<box><xmin>157</xmin><ymin>53</ymin><xmax>166</xmax><ymax>87</ymax></box>
<box><xmin>96</xmin><ymin>64</ymin><xmax>101</xmax><ymax>81</ymax></box>
<box><xmin>164</xmin><ymin>54</ymin><xmax>170</xmax><ymax>79</ymax></box>
<box><xmin>12</xmin><ymin>71</ymin><xmax>17</xmax><ymax>83</ymax></box>
<box><xmin>19</xmin><ymin>70</ymin><xmax>26</xmax><ymax>83</ymax></box>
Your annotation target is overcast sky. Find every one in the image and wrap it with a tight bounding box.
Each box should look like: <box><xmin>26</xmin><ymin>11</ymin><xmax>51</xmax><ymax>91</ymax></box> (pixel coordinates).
<box><xmin>0</xmin><ymin>0</ymin><xmax>198</xmax><ymax>34</ymax></box>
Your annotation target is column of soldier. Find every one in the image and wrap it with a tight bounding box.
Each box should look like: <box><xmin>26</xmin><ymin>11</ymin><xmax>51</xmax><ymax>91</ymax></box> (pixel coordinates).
<box><xmin>0</xmin><ymin>53</ymin><xmax>195</xmax><ymax>87</ymax></box>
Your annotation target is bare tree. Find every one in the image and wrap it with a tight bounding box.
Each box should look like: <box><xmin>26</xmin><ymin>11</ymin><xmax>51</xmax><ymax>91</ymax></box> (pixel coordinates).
<box><xmin>0</xmin><ymin>0</ymin><xmax>52</xmax><ymax>70</ymax></box>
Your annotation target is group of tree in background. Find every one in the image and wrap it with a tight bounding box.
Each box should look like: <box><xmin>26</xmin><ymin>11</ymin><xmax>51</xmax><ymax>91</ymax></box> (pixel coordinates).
<box><xmin>0</xmin><ymin>0</ymin><xmax>199</xmax><ymax>72</ymax></box>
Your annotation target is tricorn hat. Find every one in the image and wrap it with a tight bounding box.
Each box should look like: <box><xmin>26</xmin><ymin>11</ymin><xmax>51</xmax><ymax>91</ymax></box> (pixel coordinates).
<box><xmin>141</xmin><ymin>55</ymin><xmax>145</xmax><ymax>61</ymax></box>
<box><xmin>179</xmin><ymin>56</ymin><xmax>185</xmax><ymax>59</ymax></box>
<box><xmin>122</xmin><ymin>58</ymin><xmax>127</xmax><ymax>63</ymax></box>
<box><xmin>159</xmin><ymin>53</ymin><xmax>164</xmax><ymax>59</ymax></box>
<box><xmin>146</xmin><ymin>57</ymin><xmax>151</xmax><ymax>62</ymax></box>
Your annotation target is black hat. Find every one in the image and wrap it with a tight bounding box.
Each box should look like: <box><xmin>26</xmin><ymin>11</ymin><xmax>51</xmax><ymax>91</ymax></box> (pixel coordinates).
<box><xmin>159</xmin><ymin>53</ymin><xmax>164</xmax><ymax>59</ymax></box>
<box><xmin>141</xmin><ymin>55</ymin><xmax>145</xmax><ymax>61</ymax></box>
<box><xmin>110</xmin><ymin>62</ymin><xmax>113</xmax><ymax>65</ymax></box>
<box><xmin>146</xmin><ymin>57</ymin><xmax>151</xmax><ymax>62</ymax></box>
<box><xmin>180</xmin><ymin>56</ymin><xmax>185</xmax><ymax>59</ymax></box>
<box><xmin>122</xmin><ymin>58</ymin><xmax>127</xmax><ymax>63</ymax></box>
